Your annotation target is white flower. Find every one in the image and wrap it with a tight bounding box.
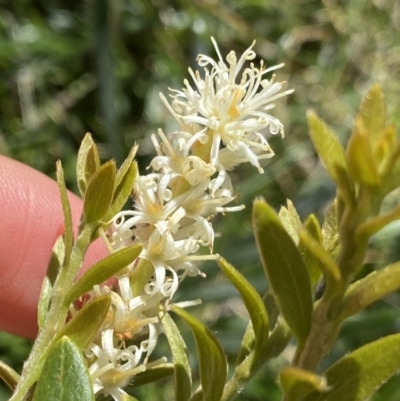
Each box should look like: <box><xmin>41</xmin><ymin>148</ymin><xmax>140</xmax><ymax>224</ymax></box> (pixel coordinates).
<box><xmin>90</xmin><ymin>38</ymin><xmax>292</xmax><ymax>399</ymax></box>
<box><xmin>161</xmin><ymin>37</ymin><xmax>293</xmax><ymax>173</ymax></box>
<box><xmin>85</xmin><ymin>286</ymin><xmax>163</xmax><ymax>401</ymax></box>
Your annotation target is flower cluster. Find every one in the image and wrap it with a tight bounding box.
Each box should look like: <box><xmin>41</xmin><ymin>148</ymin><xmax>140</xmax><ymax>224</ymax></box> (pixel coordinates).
<box><xmin>82</xmin><ymin>38</ymin><xmax>292</xmax><ymax>400</ymax></box>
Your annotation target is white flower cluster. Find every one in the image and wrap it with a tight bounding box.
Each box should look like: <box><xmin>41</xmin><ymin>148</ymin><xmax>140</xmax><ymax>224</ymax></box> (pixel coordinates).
<box><xmin>83</xmin><ymin>38</ymin><xmax>292</xmax><ymax>400</ymax></box>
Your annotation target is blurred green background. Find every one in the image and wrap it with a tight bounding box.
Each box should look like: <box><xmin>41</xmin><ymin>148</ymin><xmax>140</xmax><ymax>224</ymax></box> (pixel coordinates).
<box><xmin>1</xmin><ymin>0</ymin><xmax>400</xmax><ymax>400</ymax></box>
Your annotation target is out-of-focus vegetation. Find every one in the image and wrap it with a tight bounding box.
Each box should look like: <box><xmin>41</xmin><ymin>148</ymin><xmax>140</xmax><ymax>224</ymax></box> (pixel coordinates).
<box><xmin>1</xmin><ymin>0</ymin><xmax>400</xmax><ymax>400</ymax></box>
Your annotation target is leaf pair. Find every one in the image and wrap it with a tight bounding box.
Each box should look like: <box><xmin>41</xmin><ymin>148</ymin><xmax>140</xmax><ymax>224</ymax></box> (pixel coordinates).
<box><xmin>76</xmin><ymin>133</ymin><xmax>138</xmax><ymax>226</ymax></box>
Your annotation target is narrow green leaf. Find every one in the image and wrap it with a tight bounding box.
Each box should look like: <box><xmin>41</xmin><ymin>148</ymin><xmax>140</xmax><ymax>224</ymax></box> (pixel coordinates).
<box><xmin>76</xmin><ymin>133</ymin><xmax>96</xmax><ymax>197</ymax></box>
<box><xmin>357</xmin><ymin>84</ymin><xmax>386</xmax><ymax>146</ymax></box>
<box><xmin>161</xmin><ymin>312</ymin><xmax>192</xmax><ymax>401</ymax></box>
<box><xmin>219</xmin><ymin>257</ymin><xmax>269</xmax><ymax>352</ymax></box>
<box><xmin>38</xmin><ymin>237</ymin><xmax>65</xmax><ymax>329</ymax></box>
<box><xmin>56</xmin><ymin>161</ymin><xmax>74</xmax><ymax>267</ymax></box>
<box><xmin>57</xmin><ymin>295</ymin><xmax>111</xmax><ymax>350</ymax></box>
<box><xmin>300</xmin><ymin>215</ymin><xmax>324</xmax><ymax>288</ymax></box>
<box><xmin>345</xmin><ymin>127</ymin><xmax>381</xmax><ymax>186</ymax></box>
<box><xmin>130</xmin><ymin>259</ymin><xmax>154</xmax><ymax>297</ymax></box>
<box><xmin>0</xmin><ymin>360</ymin><xmax>20</xmax><ymax>391</ymax></box>
<box><xmin>339</xmin><ymin>262</ymin><xmax>400</xmax><ymax>321</ymax></box>
<box><xmin>305</xmin><ymin>333</ymin><xmax>400</xmax><ymax>401</ymax></box>
<box><xmin>84</xmin><ymin>145</ymin><xmax>100</xmax><ymax>185</ymax></box>
<box><xmin>115</xmin><ymin>145</ymin><xmax>138</xmax><ymax>187</ymax></box>
<box><xmin>252</xmin><ymin>198</ymin><xmax>313</xmax><ymax>343</ymax></box>
<box><xmin>32</xmin><ymin>336</ymin><xmax>95</xmax><ymax>401</ymax></box>
<box><xmin>38</xmin><ymin>277</ymin><xmax>53</xmax><ymax>330</ymax></box>
<box><xmin>236</xmin><ymin>290</ymin><xmax>280</xmax><ymax>366</ymax></box>
<box><xmin>280</xmin><ymin>366</ymin><xmax>327</xmax><ymax>401</ymax></box>
<box><xmin>333</xmin><ymin>164</ymin><xmax>356</xmax><ymax>208</ymax></box>
<box><xmin>104</xmin><ymin>160</ymin><xmax>138</xmax><ymax>222</ymax></box>
<box><xmin>84</xmin><ymin>160</ymin><xmax>116</xmax><ymax>224</ymax></box>
<box><xmin>322</xmin><ymin>200</ymin><xmax>339</xmax><ymax>257</ymax></box>
<box><xmin>382</xmin><ymin>138</ymin><xmax>400</xmax><ymax>194</ymax></box>
<box><xmin>65</xmin><ymin>244</ymin><xmax>142</xmax><ymax>306</ymax></box>
<box><xmin>298</xmin><ymin>230</ymin><xmax>343</xmax><ymax>300</ymax></box>
<box><xmin>128</xmin><ymin>363</ymin><xmax>174</xmax><ymax>388</ymax></box>
<box><xmin>307</xmin><ymin>111</ymin><xmax>347</xmax><ymax>184</ymax></box>
<box><xmin>172</xmin><ymin>306</ymin><xmax>227</xmax><ymax>401</ymax></box>
<box><xmin>303</xmin><ymin>215</ymin><xmax>323</xmax><ymax>243</ymax></box>
<box><xmin>278</xmin><ymin>199</ymin><xmax>302</xmax><ymax>244</ymax></box>
<box><xmin>356</xmin><ymin>205</ymin><xmax>400</xmax><ymax>243</ymax></box>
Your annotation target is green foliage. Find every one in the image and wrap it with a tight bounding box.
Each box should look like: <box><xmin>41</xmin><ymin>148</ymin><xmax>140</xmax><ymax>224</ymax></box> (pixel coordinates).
<box><xmin>304</xmin><ymin>334</ymin><xmax>400</xmax><ymax>401</ymax></box>
<box><xmin>77</xmin><ymin>134</ymin><xmax>99</xmax><ymax>197</ymax></box>
<box><xmin>127</xmin><ymin>364</ymin><xmax>174</xmax><ymax>389</ymax></box>
<box><xmin>280</xmin><ymin>367</ymin><xmax>326</xmax><ymax>401</ymax></box>
<box><xmin>64</xmin><ymin>244</ymin><xmax>142</xmax><ymax>306</ymax></box>
<box><xmin>172</xmin><ymin>306</ymin><xmax>227</xmax><ymax>401</ymax></box>
<box><xmin>218</xmin><ymin>258</ymin><xmax>269</xmax><ymax>355</ymax></box>
<box><xmin>83</xmin><ymin>160</ymin><xmax>116</xmax><ymax>224</ymax></box>
<box><xmin>0</xmin><ymin>362</ymin><xmax>19</xmax><ymax>392</ymax></box>
<box><xmin>56</xmin><ymin>161</ymin><xmax>73</xmax><ymax>266</ymax></box>
<box><xmin>160</xmin><ymin>312</ymin><xmax>192</xmax><ymax>401</ymax></box>
<box><xmin>253</xmin><ymin>198</ymin><xmax>313</xmax><ymax>344</ymax></box>
<box><xmin>307</xmin><ymin>111</ymin><xmax>348</xmax><ymax>187</ymax></box>
<box><xmin>2</xmin><ymin>2</ymin><xmax>400</xmax><ymax>400</ymax></box>
<box><xmin>56</xmin><ymin>295</ymin><xmax>111</xmax><ymax>350</ymax></box>
<box><xmin>32</xmin><ymin>336</ymin><xmax>95</xmax><ymax>401</ymax></box>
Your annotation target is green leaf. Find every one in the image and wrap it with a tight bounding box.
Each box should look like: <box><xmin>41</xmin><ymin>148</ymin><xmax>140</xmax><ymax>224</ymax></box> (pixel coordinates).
<box><xmin>278</xmin><ymin>200</ymin><xmax>302</xmax><ymax>244</ymax></box>
<box><xmin>172</xmin><ymin>306</ymin><xmax>227</xmax><ymax>401</ymax></box>
<box><xmin>382</xmin><ymin>138</ymin><xmax>400</xmax><ymax>194</ymax></box>
<box><xmin>298</xmin><ymin>230</ymin><xmax>343</xmax><ymax>301</ymax></box>
<box><xmin>299</xmin><ymin>215</ymin><xmax>324</xmax><ymax>288</ymax></box>
<box><xmin>65</xmin><ymin>244</ymin><xmax>142</xmax><ymax>306</ymax></box>
<box><xmin>38</xmin><ymin>237</ymin><xmax>65</xmax><ymax>329</ymax></box>
<box><xmin>345</xmin><ymin>127</ymin><xmax>381</xmax><ymax>187</ymax></box>
<box><xmin>37</xmin><ymin>277</ymin><xmax>53</xmax><ymax>330</ymax></box>
<box><xmin>322</xmin><ymin>200</ymin><xmax>339</xmax><ymax>257</ymax></box>
<box><xmin>76</xmin><ymin>133</ymin><xmax>96</xmax><ymax>197</ymax></box>
<box><xmin>57</xmin><ymin>295</ymin><xmax>111</xmax><ymax>350</ymax></box>
<box><xmin>0</xmin><ymin>360</ymin><xmax>20</xmax><ymax>391</ymax></box>
<box><xmin>161</xmin><ymin>312</ymin><xmax>192</xmax><ymax>401</ymax></box>
<box><xmin>128</xmin><ymin>363</ymin><xmax>174</xmax><ymax>388</ymax></box>
<box><xmin>219</xmin><ymin>257</ymin><xmax>269</xmax><ymax>353</ymax></box>
<box><xmin>32</xmin><ymin>336</ymin><xmax>95</xmax><ymax>401</ymax></box>
<box><xmin>130</xmin><ymin>259</ymin><xmax>154</xmax><ymax>297</ymax></box>
<box><xmin>84</xmin><ymin>145</ymin><xmax>100</xmax><ymax>184</ymax></box>
<box><xmin>104</xmin><ymin>160</ymin><xmax>138</xmax><ymax>222</ymax></box>
<box><xmin>305</xmin><ymin>333</ymin><xmax>400</xmax><ymax>401</ymax></box>
<box><xmin>56</xmin><ymin>161</ymin><xmax>74</xmax><ymax>267</ymax></box>
<box><xmin>356</xmin><ymin>205</ymin><xmax>400</xmax><ymax>243</ymax></box>
<box><xmin>83</xmin><ymin>160</ymin><xmax>116</xmax><ymax>224</ymax></box>
<box><xmin>357</xmin><ymin>84</ymin><xmax>386</xmax><ymax>146</ymax></box>
<box><xmin>339</xmin><ymin>262</ymin><xmax>400</xmax><ymax>321</ymax></box>
<box><xmin>332</xmin><ymin>164</ymin><xmax>356</xmax><ymax>208</ymax></box>
<box><xmin>280</xmin><ymin>366</ymin><xmax>327</xmax><ymax>401</ymax></box>
<box><xmin>252</xmin><ymin>198</ymin><xmax>313</xmax><ymax>343</ymax></box>
<box><xmin>307</xmin><ymin>111</ymin><xmax>347</xmax><ymax>184</ymax></box>
<box><xmin>115</xmin><ymin>145</ymin><xmax>138</xmax><ymax>188</ymax></box>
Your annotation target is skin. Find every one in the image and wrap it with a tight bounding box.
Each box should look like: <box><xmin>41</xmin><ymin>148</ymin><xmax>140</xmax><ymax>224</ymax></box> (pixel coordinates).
<box><xmin>0</xmin><ymin>155</ymin><xmax>106</xmax><ymax>339</ymax></box>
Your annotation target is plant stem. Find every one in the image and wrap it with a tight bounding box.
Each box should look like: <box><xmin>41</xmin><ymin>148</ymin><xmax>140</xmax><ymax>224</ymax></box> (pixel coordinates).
<box><xmin>10</xmin><ymin>224</ymin><xmax>94</xmax><ymax>401</ymax></box>
<box><xmin>222</xmin><ymin>319</ymin><xmax>291</xmax><ymax>401</ymax></box>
